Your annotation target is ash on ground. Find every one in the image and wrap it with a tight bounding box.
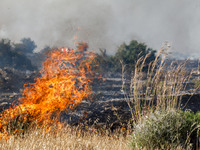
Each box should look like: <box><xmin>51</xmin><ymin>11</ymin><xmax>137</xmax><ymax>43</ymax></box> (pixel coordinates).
<box><xmin>0</xmin><ymin>70</ymin><xmax>199</xmax><ymax>130</ymax></box>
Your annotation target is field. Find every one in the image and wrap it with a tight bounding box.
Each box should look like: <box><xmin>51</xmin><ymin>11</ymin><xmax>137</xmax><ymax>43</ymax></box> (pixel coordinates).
<box><xmin>0</xmin><ymin>44</ymin><xmax>199</xmax><ymax>150</ymax></box>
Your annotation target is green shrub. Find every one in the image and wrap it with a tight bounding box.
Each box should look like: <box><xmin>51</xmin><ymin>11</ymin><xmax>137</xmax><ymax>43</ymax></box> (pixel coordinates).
<box><xmin>183</xmin><ymin>110</ymin><xmax>200</xmax><ymax>147</ymax></box>
<box><xmin>184</xmin><ymin>111</ymin><xmax>200</xmax><ymax>125</ymax></box>
<box><xmin>131</xmin><ymin>109</ymin><xmax>194</xmax><ymax>149</ymax></box>
<box><xmin>96</xmin><ymin>40</ymin><xmax>156</xmax><ymax>73</ymax></box>
<box><xmin>115</xmin><ymin>40</ymin><xmax>156</xmax><ymax>72</ymax></box>
<box><xmin>194</xmin><ymin>79</ymin><xmax>200</xmax><ymax>89</ymax></box>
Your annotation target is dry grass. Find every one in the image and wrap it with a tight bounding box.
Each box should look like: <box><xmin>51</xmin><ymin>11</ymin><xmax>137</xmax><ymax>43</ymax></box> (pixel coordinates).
<box><xmin>0</xmin><ymin>125</ymin><xmax>131</xmax><ymax>150</ymax></box>
<box><xmin>120</xmin><ymin>44</ymin><xmax>200</xmax><ymax>149</ymax></box>
<box><xmin>121</xmin><ymin>43</ymin><xmax>194</xmax><ymax>123</ymax></box>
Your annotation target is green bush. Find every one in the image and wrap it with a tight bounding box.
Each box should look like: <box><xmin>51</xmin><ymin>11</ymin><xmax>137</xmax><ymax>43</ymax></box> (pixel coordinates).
<box><xmin>95</xmin><ymin>40</ymin><xmax>156</xmax><ymax>73</ymax></box>
<box><xmin>194</xmin><ymin>79</ymin><xmax>200</xmax><ymax>89</ymax></box>
<box><xmin>184</xmin><ymin>111</ymin><xmax>200</xmax><ymax>125</ymax></box>
<box><xmin>131</xmin><ymin>109</ymin><xmax>196</xmax><ymax>149</ymax></box>
<box><xmin>114</xmin><ymin>40</ymin><xmax>156</xmax><ymax>72</ymax></box>
<box><xmin>183</xmin><ymin>110</ymin><xmax>200</xmax><ymax>147</ymax></box>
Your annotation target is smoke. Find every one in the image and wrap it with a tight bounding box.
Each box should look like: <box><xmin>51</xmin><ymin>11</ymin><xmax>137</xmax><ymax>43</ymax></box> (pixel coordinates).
<box><xmin>0</xmin><ymin>0</ymin><xmax>200</xmax><ymax>58</ymax></box>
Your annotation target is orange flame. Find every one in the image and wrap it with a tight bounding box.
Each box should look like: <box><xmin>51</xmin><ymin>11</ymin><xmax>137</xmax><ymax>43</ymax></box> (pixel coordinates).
<box><xmin>0</xmin><ymin>42</ymin><xmax>99</xmax><ymax>138</ymax></box>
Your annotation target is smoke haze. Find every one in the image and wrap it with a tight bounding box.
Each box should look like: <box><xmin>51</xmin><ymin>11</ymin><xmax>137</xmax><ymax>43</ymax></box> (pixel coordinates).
<box><xmin>0</xmin><ymin>0</ymin><xmax>200</xmax><ymax>58</ymax></box>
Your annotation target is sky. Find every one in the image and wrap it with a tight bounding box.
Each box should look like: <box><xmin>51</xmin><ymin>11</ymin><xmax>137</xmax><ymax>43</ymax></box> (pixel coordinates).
<box><xmin>0</xmin><ymin>0</ymin><xmax>200</xmax><ymax>59</ymax></box>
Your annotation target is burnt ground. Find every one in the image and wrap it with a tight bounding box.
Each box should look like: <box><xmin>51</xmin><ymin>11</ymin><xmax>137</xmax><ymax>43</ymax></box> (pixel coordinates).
<box><xmin>0</xmin><ymin>71</ymin><xmax>199</xmax><ymax>130</ymax></box>
<box><xmin>60</xmin><ymin>73</ymin><xmax>200</xmax><ymax>129</ymax></box>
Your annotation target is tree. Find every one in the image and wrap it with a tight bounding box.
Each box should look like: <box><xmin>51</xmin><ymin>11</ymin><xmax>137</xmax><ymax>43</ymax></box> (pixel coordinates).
<box><xmin>114</xmin><ymin>40</ymin><xmax>156</xmax><ymax>72</ymax></box>
<box><xmin>40</xmin><ymin>46</ymin><xmax>51</xmax><ymax>54</ymax></box>
<box><xmin>15</xmin><ymin>38</ymin><xmax>37</xmax><ymax>54</ymax></box>
<box><xmin>0</xmin><ymin>38</ymin><xmax>36</xmax><ymax>70</ymax></box>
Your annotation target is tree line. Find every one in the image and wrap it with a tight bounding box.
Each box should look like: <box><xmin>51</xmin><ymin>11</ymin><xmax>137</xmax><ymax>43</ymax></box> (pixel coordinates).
<box><xmin>0</xmin><ymin>38</ymin><xmax>157</xmax><ymax>73</ymax></box>
<box><xmin>0</xmin><ymin>38</ymin><xmax>37</xmax><ymax>70</ymax></box>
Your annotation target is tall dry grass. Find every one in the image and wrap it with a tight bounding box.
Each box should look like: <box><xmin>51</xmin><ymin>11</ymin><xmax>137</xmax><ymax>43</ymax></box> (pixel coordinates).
<box><xmin>119</xmin><ymin>44</ymin><xmax>200</xmax><ymax>149</ymax></box>
<box><xmin>121</xmin><ymin>43</ymin><xmax>194</xmax><ymax>123</ymax></box>
<box><xmin>0</xmin><ymin>124</ymin><xmax>131</xmax><ymax>150</ymax></box>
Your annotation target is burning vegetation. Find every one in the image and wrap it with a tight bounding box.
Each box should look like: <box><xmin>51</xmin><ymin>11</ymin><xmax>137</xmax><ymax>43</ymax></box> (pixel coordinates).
<box><xmin>0</xmin><ymin>42</ymin><xmax>100</xmax><ymax>138</ymax></box>
<box><xmin>0</xmin><ymin>38</ymin><xmax>199</xmax><ymax>149</ymax></box>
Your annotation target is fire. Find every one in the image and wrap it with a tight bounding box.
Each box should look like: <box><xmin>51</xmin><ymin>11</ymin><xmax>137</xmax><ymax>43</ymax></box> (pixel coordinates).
<box><xmin>0</xmin><ymin>42</ymin><xmax>99</xmax><ymax>138</ymax></box>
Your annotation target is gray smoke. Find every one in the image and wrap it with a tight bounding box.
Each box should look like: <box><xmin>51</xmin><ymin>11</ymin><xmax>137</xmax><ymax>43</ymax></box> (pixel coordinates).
<box><xmin>0</xmin><ymin>0</ymin><xmax>200</xmax><ymax>58</ymax></box>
